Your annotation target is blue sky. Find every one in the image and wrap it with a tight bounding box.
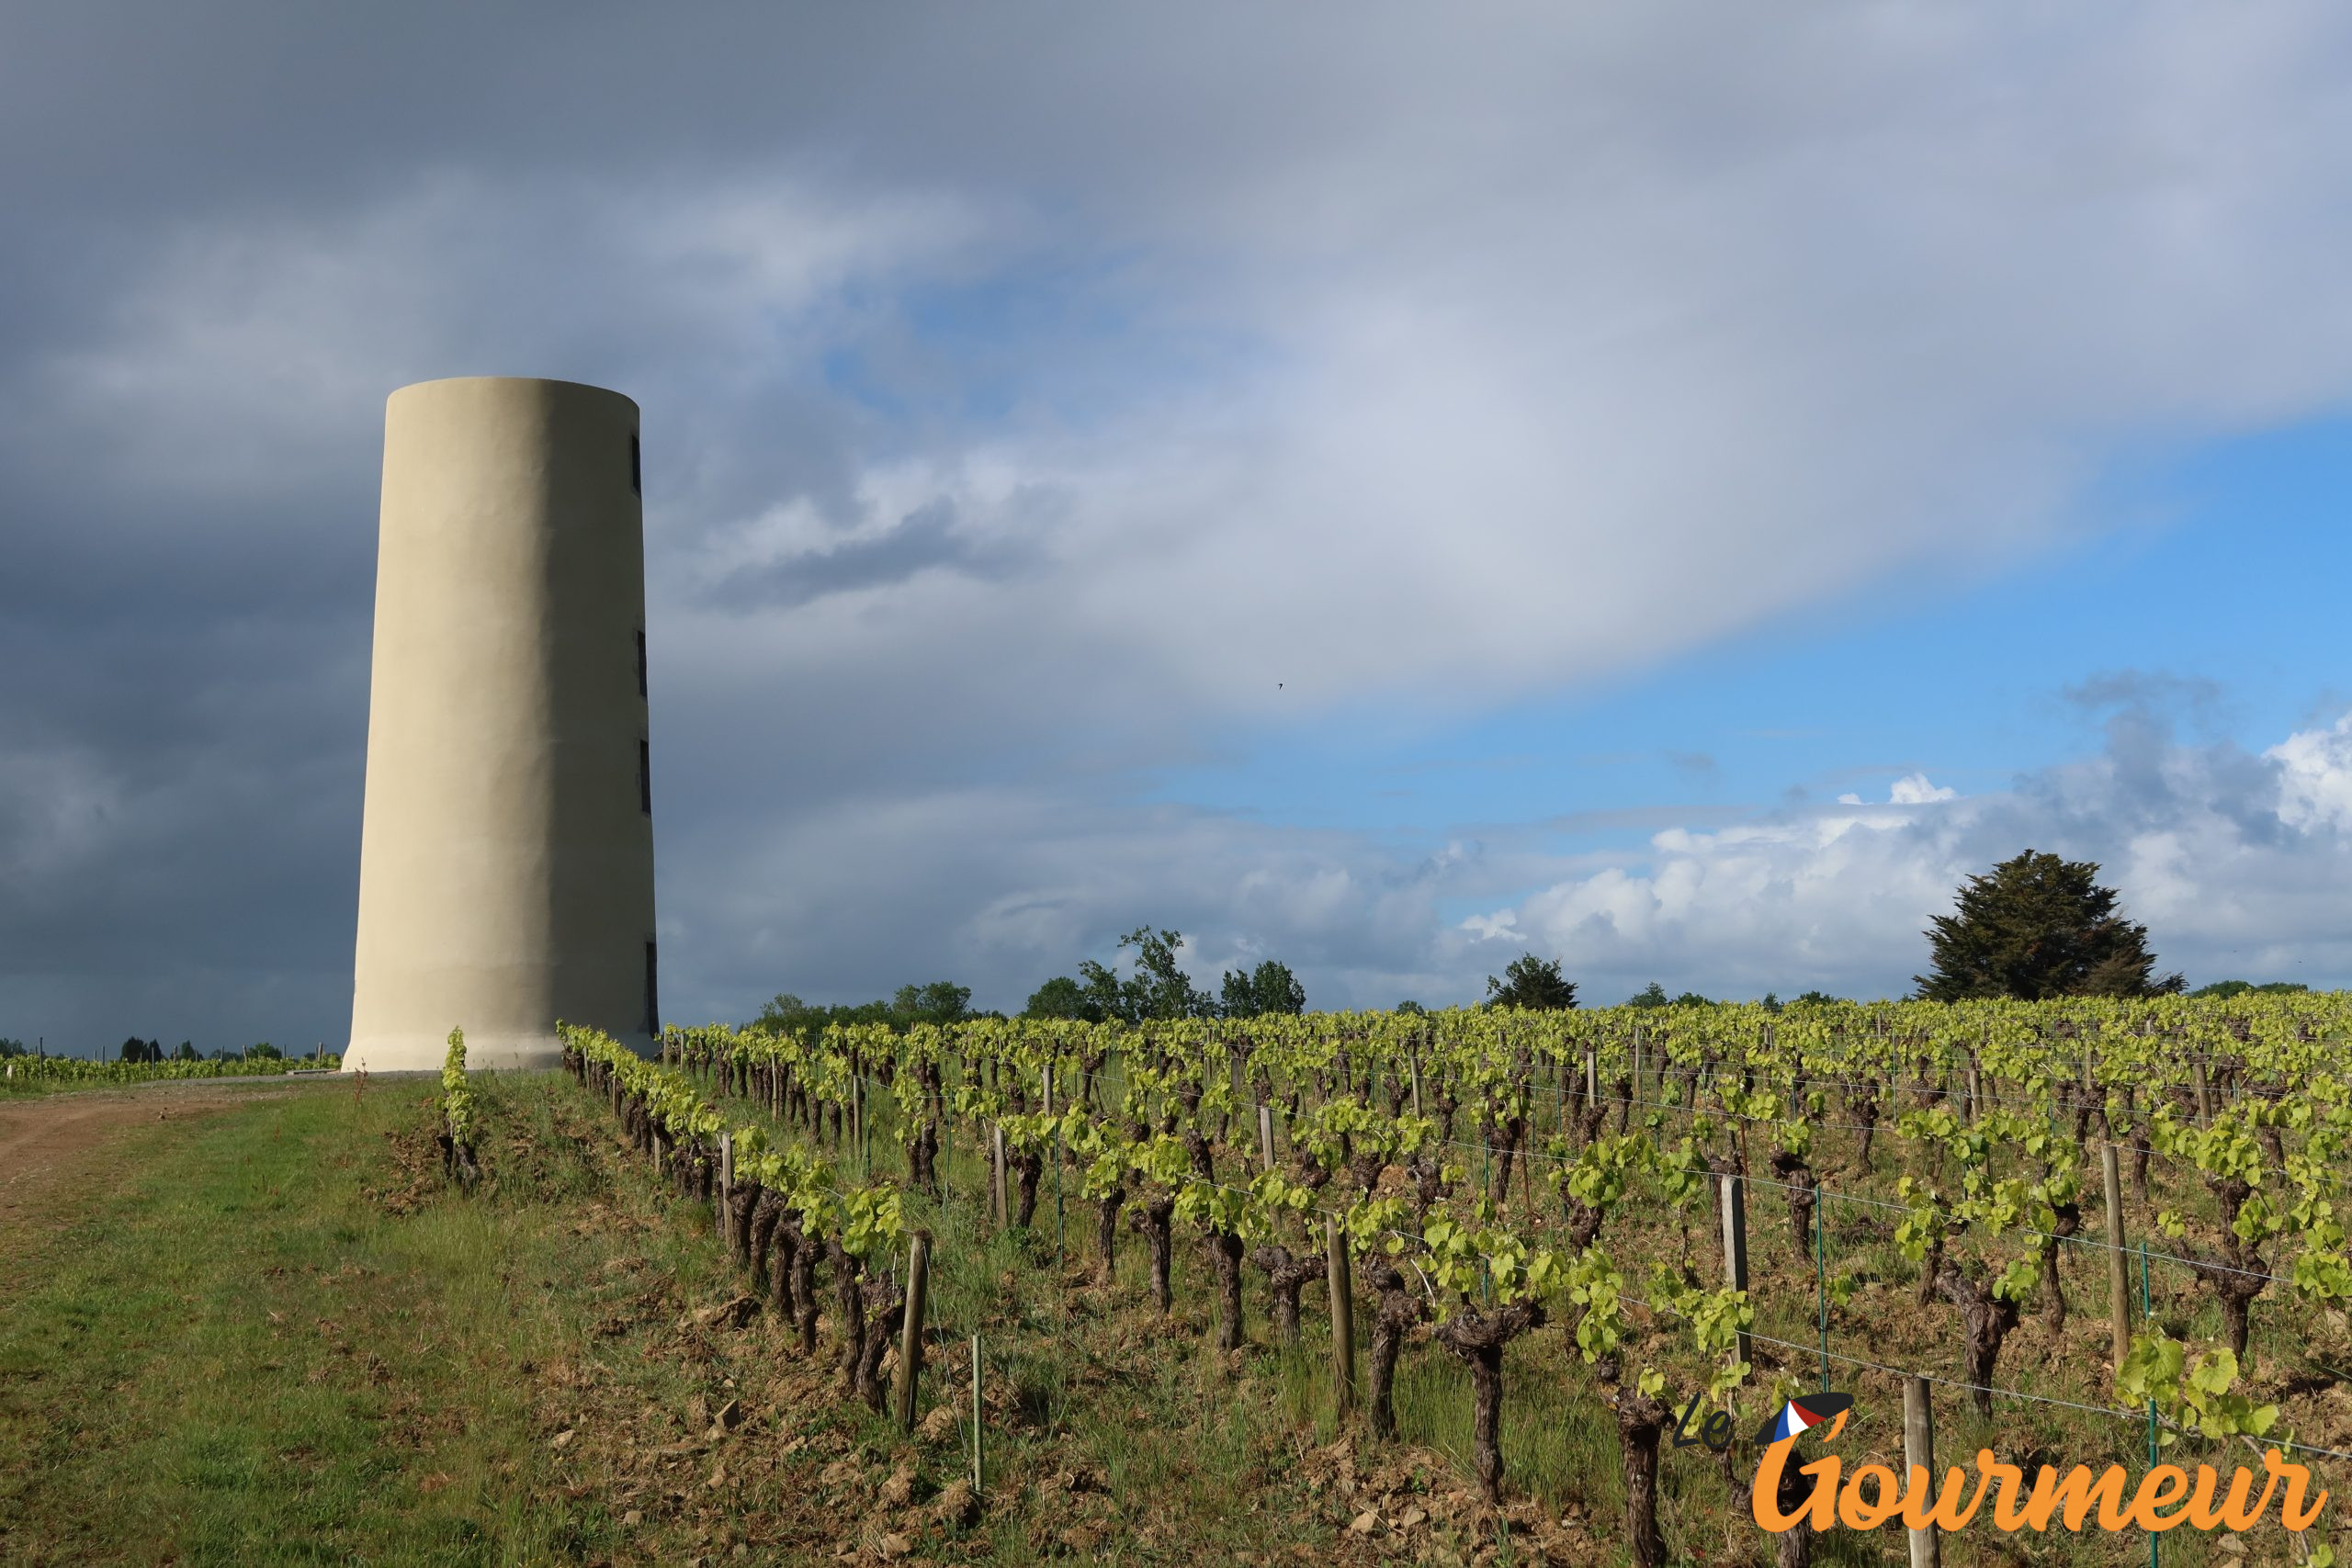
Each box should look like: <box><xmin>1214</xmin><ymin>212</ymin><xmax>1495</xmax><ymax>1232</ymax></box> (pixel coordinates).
<box><xmin>1147</xmin><ymin>415</ymin><xmax>2352</xmax><ymax>847</ymax></box>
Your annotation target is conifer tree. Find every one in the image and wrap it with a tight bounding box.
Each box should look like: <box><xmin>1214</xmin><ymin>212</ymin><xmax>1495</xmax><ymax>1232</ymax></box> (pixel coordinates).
<box><xmin>1916</xmin><ymin>850</ymin><xmax>2184</xmax><ymax>1000</ymax></box>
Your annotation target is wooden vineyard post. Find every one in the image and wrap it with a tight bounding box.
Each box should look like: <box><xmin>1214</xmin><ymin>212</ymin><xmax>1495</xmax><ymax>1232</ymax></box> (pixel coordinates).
<box><xmin>893</xmin><ymin>1230</ymin><xmax>933</xmax><ymax>1431</ymax></box>
<box><xmin>1583</xmin><ymin>1046</ymin><xmax>1599</xmax><ymax>1113</ymax></box>
<box><xmin>1409</xmin><ymin>1055</ymin><xmax>1423</xmax><ymax>1120</ymax></box>
<box><xmin>1904</xmin><ymin>1376</ymin><xmax>1939</xmax><ymax>1568</ymax></box>
<box><xmin>1718</xmin><ymin>1171</ymin><xmax>1753</xmax><ymax>1373</ymax></box>
<box><xmin>2103</xmin><ymin>1142</ymin><xmax>2132</xmax><ymax>1375</ymax></box>
<box><xmin>2191</xmin><ymin>1062</ymin><xmax>2212</xmax><ymax>1128</ymax></box>
<box><xmin>1259</xmin><ymin>1104</ymin><xmax>1276</xmax><ymax>1172</ymax></box>
<box><xmin>1327</xmin><ymin>1215</ymin><xmax>1356</xmax><ymax>1417</ymax></box>
<box><xmin>990</xmin><ymin>1125</ymin><xmax>1009</xmax><ymax>1229</ymax></box>
<box><xmin>718</xmin><ymin>1131</ymin><xmax>733</xmax><ymax>1208</ymax></box>
<box><xmin>1965</xmin><ymin>1056</ymin><xmax>1983</xmax><ymax>1123</ymax></box>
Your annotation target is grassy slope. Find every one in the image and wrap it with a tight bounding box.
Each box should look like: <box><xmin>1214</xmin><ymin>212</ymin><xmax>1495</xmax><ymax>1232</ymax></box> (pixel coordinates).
<box><xmin>0</xmin><ymin>1077</ymin><xmax>589</xmax><ymax>1564</ymax></box>
<box><xmin>5</xmin><ymin>1066</ymin><xmax>2328</xmax><ymax>1567</ymax></box>
<box><xmin>0</xmin><ymin>1074</ymin><xmax>1408</xmax><ymax>1566</ymax></box>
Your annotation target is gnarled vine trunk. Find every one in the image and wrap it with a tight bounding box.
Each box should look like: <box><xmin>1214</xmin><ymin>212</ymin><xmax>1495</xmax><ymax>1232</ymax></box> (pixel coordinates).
<box><xmin>1433</xmin><ymin>1301</ymin><xmax>1543</xmax><ymax>1505</ymax></box>
<box><xmin>1094</xmin><ymin>1185</ymin><xmax>1125</xmax><ymax>1282</ymax></box>
<box><xmin>1131</xmin><ymin>1196</ymin><xmax>1176</xmax><ymax>1313</ymax></box>
<box><xmin>2188</xmin><ymin>1176</ymin><xmax>2267</xmax><ymax>1359</ymax></box>
<box><xmin>1603</xmin><ymin>1376</ymin><xmax>1671</xmax><ymax>1568</ymax></box>
<box><xmin>2040</xmin><ymin>1196</ymin><xmax>2081</xmax><ymax>1329</ymax></box>
<box><xmin>749</xmin><ymin>1190</ymin><xmax>783</xmax><ymax>1281</ymax></box>
<box><xmin>854</xmin><ymin>1269</ymin><xmax>905</xmax><ymax>1411</ymax></box>
<box><xmin>1770</xmin><ymin>1150</ymin><xmax>1815</xmax><ymax>1253</ymax></box>
<box><xmin>1012</xmin><ymin>1147</ymin><xmax>1043</xmax><ymax>1227</ymax></box>
<box><xmin>1362</xmin><ymin>1258</ymin><xmax>1426</xmax><ymax>1440</ymax></box>
<box><xmin>790</xmin><ymin>1226</ymin><xmax>820</xmax><ymax>1355</ymax></box>
<box><xmin>826</xmin><ymin>1239</ymin><xmax>865</xmax><ymax>1396</ymax></box>
<box><xmin>1248</xmin><ymin>1243</ymin><xmax>1316</xmax><ymax>1346</ymax></box>
<box><xmin>1205</xmin><ymin>1231</ymin><xmax>1247</xmax><ymax>1350</ymax></box>
<box><xmin>1933</xmin><ymin>1257</ymin><xmax>2020</xmax><ymax>1417</ymax></box>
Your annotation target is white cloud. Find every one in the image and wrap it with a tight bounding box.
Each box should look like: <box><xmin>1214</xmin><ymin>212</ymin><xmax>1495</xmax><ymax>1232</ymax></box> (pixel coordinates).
<box><xmin>1838</xmin><ymin>774</ymin><xmax>1958</xmax><ymax>807</ymax></box>
<box><xmin>1890</xmin><ymin>774</ymin><xmax>1959</xmax><ymax>805</ymax></box>
<box><xmin>2269</xmin><ymin>712</ymin><xmax>2352</xmax><ymax>835</ymax></box>
<box><xmin>1456</xmin><ymin>713</ymin><xmax>2352</xmax><ymax>999</ymax></box>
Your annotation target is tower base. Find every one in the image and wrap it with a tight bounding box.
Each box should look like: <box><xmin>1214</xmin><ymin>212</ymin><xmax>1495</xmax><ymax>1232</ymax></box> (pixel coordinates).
<box><xmin>341</xmin><ymin>1030</ymin><xmax>655</xmax><ymax>1074</ymax></box>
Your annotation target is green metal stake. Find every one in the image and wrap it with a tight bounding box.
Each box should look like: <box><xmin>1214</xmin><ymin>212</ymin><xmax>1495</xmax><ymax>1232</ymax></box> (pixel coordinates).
<box><xmin>1814</xmin><ymin>1178</ymin><xmax>1829</xmax><ymax>1393</ymax></box>
<box><xmin>2142</xmin><ymin>1240</ymin><xmax>2157</xmax><ymax>1568</ymax></box>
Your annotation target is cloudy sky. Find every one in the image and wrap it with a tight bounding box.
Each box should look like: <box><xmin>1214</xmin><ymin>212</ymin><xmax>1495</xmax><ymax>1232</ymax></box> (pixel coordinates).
<box><xmin>6</xmin><ymin>4</ymin><xmax>2352</xmax><ymax>1051</ymax></box>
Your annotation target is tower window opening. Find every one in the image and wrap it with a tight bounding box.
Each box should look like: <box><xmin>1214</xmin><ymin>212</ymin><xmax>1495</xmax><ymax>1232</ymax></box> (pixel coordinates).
<box><xmin>639</xmin><ymin>739</ymin><xmax>651</xmax><ymax>815</ymax></box>
<box><xmin>645</xmin><ymin>941</ymin><xmax>660</xmax><ymax>1037</ymax></box>
<box><xmin>629</xmin><ymin>433</ymin><xmax>640</xmax><ymax>497</ymax></box>
<box><xmin>635</xmin><ymin>629</ymin><xmax>648</xmax><ymax>698</ymax></box>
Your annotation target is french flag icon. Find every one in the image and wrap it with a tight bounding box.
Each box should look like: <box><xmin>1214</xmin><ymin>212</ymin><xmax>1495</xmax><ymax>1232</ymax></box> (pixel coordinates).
<box><xmin>1756</xmin><ymin>1391</ymin><xmax>1852</xmax><ymax>1445</ymax></box>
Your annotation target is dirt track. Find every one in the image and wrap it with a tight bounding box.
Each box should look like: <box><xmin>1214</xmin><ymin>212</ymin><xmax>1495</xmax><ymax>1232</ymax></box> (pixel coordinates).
<box><xmin>0</xmin><ymin>1081</ymin><xmax>306</xmax><ymax>1257</ymax></box>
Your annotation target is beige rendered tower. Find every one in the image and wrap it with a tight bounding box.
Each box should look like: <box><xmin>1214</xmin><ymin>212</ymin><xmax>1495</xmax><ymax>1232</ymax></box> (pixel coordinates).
<box><xmin>345</xmin><ymin>377</ymin><xmax>658</xmax><ymax>1072</ymax></box>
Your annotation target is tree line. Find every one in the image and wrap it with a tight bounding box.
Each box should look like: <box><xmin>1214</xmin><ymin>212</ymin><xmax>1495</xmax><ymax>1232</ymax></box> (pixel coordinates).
<box><xmin>0</xmin><ymin>1037</ymin><xmax>309</xmax><ymax>1062</ymax></box>
<box><xmin>741</xmin><ymin>847</ymin><xmax>2301</xmax><ymax>1042</ymax></box>
<box><xmin>752</xmin><ymin>926</ymin><xmax>1311</xmax><ymax>1038</ymax></box>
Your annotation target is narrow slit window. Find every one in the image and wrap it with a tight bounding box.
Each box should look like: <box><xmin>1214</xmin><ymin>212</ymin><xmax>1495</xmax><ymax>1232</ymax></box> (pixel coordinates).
<box><xmin>635</xmin><ymin>629</ymin><xmax>648</xmax><ymax>698</ymax></box>
<box><xmin>629</xmin><ymin>433</ymin><xmax>641</xmax><ymax>497</ymax></box>
<box><xmin>645</xmin><ymin>942</ymin><xmax>660</xmax><ymax>1037</ymax></box>
<box><xmin>639</xmin><ymin>739</ymin><xmax>651</xmax><ymax>815</ymax></box>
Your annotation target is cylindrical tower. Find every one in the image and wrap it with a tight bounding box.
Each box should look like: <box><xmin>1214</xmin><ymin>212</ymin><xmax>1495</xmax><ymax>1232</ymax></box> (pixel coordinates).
<box><xmin>345</xmin><ymin>377</ymin><xmax>657</xmax><ymax>1072</ymax></box>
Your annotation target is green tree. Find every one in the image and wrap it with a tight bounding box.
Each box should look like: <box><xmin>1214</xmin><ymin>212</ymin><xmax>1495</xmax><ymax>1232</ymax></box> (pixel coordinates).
<box><xmin>1395</xmin><ymin>999</ymin><xmax>1428</xmax><ymax>1016</ymax></box>
<box><xmin>1916</xmin><ymin>850</ymin><xmax>2186</xmax><ymax>1001</ymax></box>
<box><xmin>247</xmin><ymin>1043</ymin><xmax>282</xmax><ymax>1060</ymax></box>
<box><xmin>1078</xmin><ymin>927</ymin><xmax>1215</xmax><ymax>1023</ymax></box>
<box><xmin>1219</xmin><ymin>959</ymin><xmax>1306</xmax><ymax>1018</ymax></box>
<box><xmin>752</xmin><ymin>990</ymin><xmax>898</xmax><ymax>1035</ymax></box>
<box><xmin>891</xmin><ymin>981</ymin><xmax>972</xmax><ymax>1028</ymax></box>
<box><xmin>2188</xmin><ymin>979</ymin><xmax>2310</xmax><ymax>999</ymax></box>
<box><xmin>1790</xmin><ymin>989</ymin><xmax>1842</xmax><ymax>1007</ymax></box>
<box><xmin>1023</xmin><ymin>976</ymin><xmax>1106</xmax><ymax>1022</ymax></box>
<box><xmin>0</xmin><ymin>1038</ymin><xmax>25</xmax><ymax>1058</ymax></box>
<box><xmin>753</xmin><ymin>992</ymin><xmax>824</xmax><ymax>1032</ymax></box>
<box><xmin>1483</xmin><ymin>953</ymin><xmax>1577</xmax><ymax>1010</ymax></box>
<box><xmin>1625</xmin><ymin>982</ymin><xmax>1669</xmax><ymax>1009</ymax></box>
